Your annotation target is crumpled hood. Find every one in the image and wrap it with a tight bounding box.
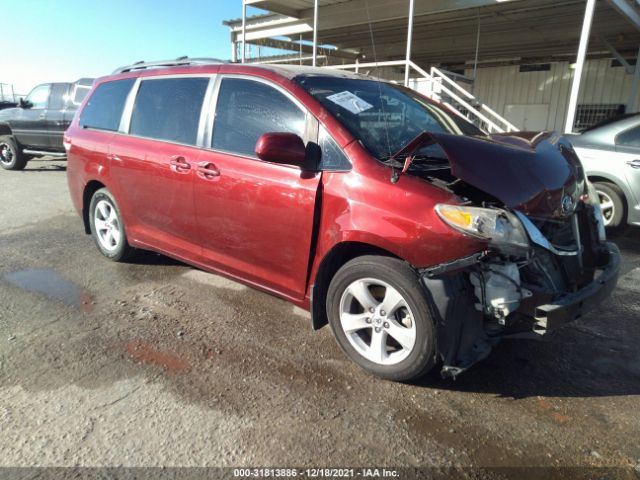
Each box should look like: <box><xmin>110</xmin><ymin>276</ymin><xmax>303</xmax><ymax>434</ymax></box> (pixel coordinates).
<box><xmin>428</xmin><ymin>130</ymin><xmax>585</xmax><ymax>217</ymax></box>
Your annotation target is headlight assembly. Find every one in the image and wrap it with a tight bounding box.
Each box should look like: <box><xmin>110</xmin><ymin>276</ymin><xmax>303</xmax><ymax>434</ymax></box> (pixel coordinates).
<box><xmin>435</xmin><ymin>204</ymin><xmax>529</xmax><ymax>249</ymax></box>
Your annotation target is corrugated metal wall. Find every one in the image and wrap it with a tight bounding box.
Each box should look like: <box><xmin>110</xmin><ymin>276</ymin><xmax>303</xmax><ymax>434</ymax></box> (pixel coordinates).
<box><xmin>465</xmin><ymin>59</ymin><xmax>639</xmax><ymax>132</ymax></box>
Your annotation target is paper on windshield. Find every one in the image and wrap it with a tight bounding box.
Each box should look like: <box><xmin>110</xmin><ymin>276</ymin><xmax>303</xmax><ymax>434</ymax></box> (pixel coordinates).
<box><xmin>326</xmin><ymin>91</ymin><xmax>373</xmax><ymax>115</ymax></box>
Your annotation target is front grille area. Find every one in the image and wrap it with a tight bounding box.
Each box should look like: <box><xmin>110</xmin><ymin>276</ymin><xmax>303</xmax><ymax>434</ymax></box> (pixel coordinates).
<box><xmin>529</xmin><ymin>215</ymin><xmax>578</xmax><ymax>251</ymax></box>
<box><xmin>526</xmin><ymin>206</ymin><xmax>600</xmax><ymax>292</ymax></box>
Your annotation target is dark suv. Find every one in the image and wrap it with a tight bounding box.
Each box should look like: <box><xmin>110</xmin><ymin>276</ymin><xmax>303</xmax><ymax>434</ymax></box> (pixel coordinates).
<box><xmin>0</xmin><ymin>78</ymin><xmax>93</xmax><ymax>170</ymax></box>
<box><xmin>66</xmin><ymin>58</ymin><xmax>620</xmax><ymax>381</ymax></box>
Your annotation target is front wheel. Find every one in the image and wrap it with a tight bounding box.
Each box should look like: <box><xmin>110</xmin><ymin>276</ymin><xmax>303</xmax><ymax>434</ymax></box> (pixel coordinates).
<box><xmin>89</xmin><ymin>188</ymin><xmax>135</xmax><ymax>262</ymax></box>
<box><xmin>327</xmin><ymin>256</ymin><xmax>436</xmax><ymax>382</ymax></box>
<box><xmin>0</xmin><ymin>135</ymin><xmax>27</xmax><ymax>170</ymax></box>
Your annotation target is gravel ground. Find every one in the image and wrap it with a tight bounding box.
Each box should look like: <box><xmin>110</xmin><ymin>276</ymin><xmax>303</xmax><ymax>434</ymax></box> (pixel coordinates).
<box><xmin>1</xmin><ymin>158</ymin><xmax>639</xmax><ymax>478</ymax></box>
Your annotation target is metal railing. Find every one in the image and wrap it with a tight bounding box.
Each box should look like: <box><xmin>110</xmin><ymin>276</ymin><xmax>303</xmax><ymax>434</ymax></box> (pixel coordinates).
<box><xmin>0</xmin><ymin>83</ymin><xmax>17</xmax><ymax>103</ymax></box>
<box><xmin>327</xmin><ymin>60</ymin><xmax>518</xmax><ymax>133</ymax></box>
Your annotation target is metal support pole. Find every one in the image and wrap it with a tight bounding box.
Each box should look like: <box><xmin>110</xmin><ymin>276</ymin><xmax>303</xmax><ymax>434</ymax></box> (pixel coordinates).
<box><xmin>472</xmin><ymin>8</ymin><xmax>480</xmax><ymax>93</ymax></box>
<box><xmin>241</xmin><ymin>0</ymin><xmax>247</xmax><ymax>64</ymax></box>
<box><xmin>231</xmin><ymin>39</ymin><xmax>238</xmax><ymax>63</ymax></box>
<box><xmin>404</xmin><ymin>0</ymin><xmax>415</xmax><ymax>87</ymax></box>
<box><xmin>355</xmin><ymin>58</ymin><xmax>360</xmax><ymax>73</ymax></box>
<box><xmin>627</xmin><ymin>45</ymin><xmax>640</xmax><ymax>112</ymax></box>
<box><xmin>312</xmin><ymin>0</ymin><xmax>319</xmax><ymax>66</ymax></box>
<box><xmin>565</xmin><ymin>0</ymin><xmax>596</xmax><ymax>133</ymax></box>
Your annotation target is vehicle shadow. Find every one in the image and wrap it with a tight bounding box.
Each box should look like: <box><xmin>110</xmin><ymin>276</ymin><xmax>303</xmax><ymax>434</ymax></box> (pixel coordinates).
<box><xmin>608</xmin><ymin>225</ymin><xmax>640</xmax><ymax>256</ymax></box>
<box><xmin>415</xmin><ymin>283</ymin><xmax>640</xmax><ymax>399</ymax></box>
<box><xmin>126</xmin><ymin>249</ymin><xmax>185</xmax><ymax>267</ymax></box>
<box><xmin>21</xmin><ymin>165</ymin><xmax>67</xmax><ymax>172</ymax></box>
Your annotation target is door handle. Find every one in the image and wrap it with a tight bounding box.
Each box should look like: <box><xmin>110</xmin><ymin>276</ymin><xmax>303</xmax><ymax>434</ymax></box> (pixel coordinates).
<box><xmin>627</xmin><ymin>159</ymin><xmax>640</xmax><ymax>169</ymax></box>
<box><xmin>169</xmin><ymin>156</ymin><xmax>191</xmax><ymax>172</ymax></box>
<box><xmin>107</xmin><ymin>153</ymin><xmax>122</xmax><ymax>162</ymax></box>
<box><xmin>38</xmin><ymin>113</ymin><xmax>45</xmax><ymax>119</ymax></box>
<box><xmin>196</xmin><ymin>161</ymin><xmax>220</xmax><ymax>178</ymax></box>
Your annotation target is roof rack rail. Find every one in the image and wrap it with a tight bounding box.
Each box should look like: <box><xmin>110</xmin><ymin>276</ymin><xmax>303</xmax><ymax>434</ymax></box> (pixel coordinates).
<box><xmin>112</xmin><ymin>56</ymin><xmax>227</xmax><ymax>74</ymax></box>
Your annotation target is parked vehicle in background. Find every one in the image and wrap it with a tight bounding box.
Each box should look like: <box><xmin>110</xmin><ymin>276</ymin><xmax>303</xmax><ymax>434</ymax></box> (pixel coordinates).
<box><xmin>0</xmin><ymin>78</ymin><xmax>93</xmax><ymax>170</ymax></box>
<box><xmin>569</xmin><ymin>114</ymin><xmax>640</xmax><ymax>228</ymax></box>
<box><xmin>66</xmin><ymin>58</ymin><xmax>619</xmax><ymax>381</ymax></box>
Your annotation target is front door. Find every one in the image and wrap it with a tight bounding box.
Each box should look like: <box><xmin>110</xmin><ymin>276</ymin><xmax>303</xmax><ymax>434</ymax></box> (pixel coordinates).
<box><xmin>194</xmin><ymin>76</ymin><xmax>321</xmax><ymax>300</ymax></box>
<box><xmin>11</xmin><ymin>84</ymin><xmax>51</xmax><ymax>149</ymax></box>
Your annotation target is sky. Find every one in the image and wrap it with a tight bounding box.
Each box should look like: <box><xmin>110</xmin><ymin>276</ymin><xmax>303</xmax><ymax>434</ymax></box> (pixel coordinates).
<box><xmin>2</xmin><ymin>0</ymin><xmax>262</xmax><ymax>95</ymax></box>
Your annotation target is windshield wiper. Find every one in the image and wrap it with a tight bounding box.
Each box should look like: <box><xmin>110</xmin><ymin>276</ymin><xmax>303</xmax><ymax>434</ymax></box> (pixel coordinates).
<box><xmin>385</xmin><ymin>131</ymin><xmax>439</xmax><ymax>183</ymax></box>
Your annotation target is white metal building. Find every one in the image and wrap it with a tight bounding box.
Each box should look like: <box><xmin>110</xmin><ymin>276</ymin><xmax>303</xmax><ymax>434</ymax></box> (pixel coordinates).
<box><xmin>224</xmin><ymin>0</ymin><xmax>640</xmax><ymax>133</ymax></box>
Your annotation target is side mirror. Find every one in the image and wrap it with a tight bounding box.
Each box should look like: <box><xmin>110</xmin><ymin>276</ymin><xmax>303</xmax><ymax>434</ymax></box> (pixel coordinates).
<box><xmin>19</xmin><ymin>98</ymin><xmax>30</xmax><ymax>108</ymax></box>
<box><xmin>255</xmin><ymin>132</ymin><xmax>306</xmax><ymax>167</ymax></box>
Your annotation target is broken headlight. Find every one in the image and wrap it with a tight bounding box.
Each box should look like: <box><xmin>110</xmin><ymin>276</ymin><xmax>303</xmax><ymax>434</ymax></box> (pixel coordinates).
<box><xmin>435</xmin><ymin>204</ymin><xmax>529</xmax><ymax>249</ymax></box>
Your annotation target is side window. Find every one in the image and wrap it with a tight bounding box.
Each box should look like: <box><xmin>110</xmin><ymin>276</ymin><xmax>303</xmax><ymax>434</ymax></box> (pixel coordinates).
<box><xmin>616</xmin><ymin>126</ymin><xmax>640</xmax><ymax>148</ymax></box>
<box><xmin>47</xmin><ymin>84</ymin><xmax>68</xmax><ymax>110</ymax></box>
<box><xmin>130</xmin><ymin>77</ymin><xmax>209</xmax><ymax>146</ymax></box>
<box><xmin>79</xmin><ymin>79</ymin><xmax>135</xmax><ymax>132</ymax></box>
<box><xmin>212</xmin><ymin>77</ymin><xmax>306</xmax><ymax>157</ymax></box>
<box><xmin>72</xmin><ymin>85</ymin><xmax>91</xmax><ymax>106</ymax></box>
<box><xmin>319</xmin><ymin>126</ymin><xmax>351</xmax><ymax>170</ymax></box>
<box><xmin>25</xmin><ymin>84</ymin><xmax>50</xmax><ymax>109</ymax></box>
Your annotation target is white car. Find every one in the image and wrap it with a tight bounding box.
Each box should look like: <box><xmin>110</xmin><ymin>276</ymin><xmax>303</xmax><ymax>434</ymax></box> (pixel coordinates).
<box><xmin>569</xmin><ymin>114</ymin><xmax>640</xmax><ymax>227</ymax></box>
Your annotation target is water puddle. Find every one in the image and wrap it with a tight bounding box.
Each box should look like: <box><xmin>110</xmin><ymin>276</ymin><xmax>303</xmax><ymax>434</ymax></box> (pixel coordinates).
<box><xmin>2</xmin><ymin>268</ymin><xmax>94</xmax><ymax>312</ymax></box>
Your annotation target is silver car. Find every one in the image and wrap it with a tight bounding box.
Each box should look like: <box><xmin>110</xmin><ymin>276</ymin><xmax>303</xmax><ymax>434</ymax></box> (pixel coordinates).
<box><xmin>569</xmin><ymin>114</ymin><xmax>640</xmax><ymax>227</ymax></box>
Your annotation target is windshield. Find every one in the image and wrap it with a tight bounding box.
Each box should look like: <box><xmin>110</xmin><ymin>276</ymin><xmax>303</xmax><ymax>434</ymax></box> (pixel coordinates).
<box><xmin>295</xmin><ymin>75</ymin><xmax>483</xmax><ymax>160</ymax></box>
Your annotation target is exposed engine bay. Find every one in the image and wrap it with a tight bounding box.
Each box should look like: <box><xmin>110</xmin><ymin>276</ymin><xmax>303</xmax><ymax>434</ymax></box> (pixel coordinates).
<box><xmin>397</xmin><ymin>130</ymin><xmax>620</xmax><ymax>378</ymax></box>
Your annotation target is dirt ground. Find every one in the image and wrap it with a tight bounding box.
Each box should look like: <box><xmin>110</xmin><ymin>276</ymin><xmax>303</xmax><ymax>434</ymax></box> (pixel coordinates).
<box><xmin>1</xmin><ymin>159</ymin><xmax>640</xmax><ymax>478</ymax></box>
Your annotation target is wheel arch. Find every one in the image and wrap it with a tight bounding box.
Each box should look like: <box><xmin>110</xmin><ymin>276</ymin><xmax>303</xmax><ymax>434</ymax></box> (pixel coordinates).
<box><xmin>82</xmin><ymin>180</ymin><xmax>106</xmax><ymax>234</ymax></box>
<box><xmin>0</xmin><ymin>123</ymin><xmax>12</xmax><ymax>137</ymax></box>
<box><xmin>310</xmin><ymin>241</ymin><xmax>402</xmax><ymax>330</ymax></box>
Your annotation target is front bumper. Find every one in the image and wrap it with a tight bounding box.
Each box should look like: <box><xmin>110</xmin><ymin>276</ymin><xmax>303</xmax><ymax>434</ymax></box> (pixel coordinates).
<box><xmin>531</xmin><ymin>241</ymin><xmax>620</xmax><ymax>331</ymax></box>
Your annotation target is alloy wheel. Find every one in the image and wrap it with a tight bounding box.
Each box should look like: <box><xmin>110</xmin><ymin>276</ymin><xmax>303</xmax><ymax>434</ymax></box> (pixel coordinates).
<box><xmin>339</xmin><ymin>278</ymin><xmax>417</xmax><ymax>365</ymax></box>
<box><xmin>0</xmin><ymin>142</ymin><xmax>14</xmax><ymax>166</ymax></box>
<box><xmin>597</xmin><ymin>190</ymin><xmax>615</xmax><ymax>227</ymax></box>
<box><xmin>94</xmin><ymin>199</ymin><xmax>122</xmax><ymax>252</ymax></box>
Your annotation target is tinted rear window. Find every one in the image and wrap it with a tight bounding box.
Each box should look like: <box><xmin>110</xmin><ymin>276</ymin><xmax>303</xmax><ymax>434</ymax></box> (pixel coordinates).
<box><xmin>73</xmin><ymin>85</ymin><xmax>91</xmax><ymax>105</ymax></box>
<box><xmin>48</xmin><ymin>84</ymin><xmax>68</xmax><ymax>110</ymax></box>
<box><xmin>79</xmin><ymin>79</ymin><xmax>135</xmax><ymax>132</ymax></box>
<box><xmin>129</xmin><ymin>77</ymin><xmax>209</xmax><ymax>146</ymax></box>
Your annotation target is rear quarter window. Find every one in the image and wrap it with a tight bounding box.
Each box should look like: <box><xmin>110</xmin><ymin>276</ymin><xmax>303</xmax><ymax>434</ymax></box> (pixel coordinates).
<box><xmin>72</xmin><ymin>85</ymin><xmax>91</xmax><ymax>106</ymax></box>
<box><xmin>129</xmin><ymin>77</ymin><xmax>209</xmax><ymax>146</ymax></box>
<box><xmin>79</xmin><ymin>78</ymin><xmax>135</xmax><ymax>132</ymax></box>
<box><xmin>616</xmin><ymin>126</ymin><xmax>640</xmax><ymax>148</ymax></box>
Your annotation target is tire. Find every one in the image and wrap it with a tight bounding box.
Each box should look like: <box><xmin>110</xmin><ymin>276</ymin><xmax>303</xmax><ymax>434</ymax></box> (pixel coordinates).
<box><xmin>326</xmin><ymin>255</ymin><xmax>436</xmax><ymax>382</ymax></box>
<box><xmin>593</xmin><ymin>182</ymin><xmax>625</xmax><ymax>228</ymax></box>
<box><xmin>88</xmin><ymin>188</ymin><xmax>135</xmax><ymax>262</ymax></box>
<box><xmin>0</xmin><ymin>135</ymin><xmax>27</xmax><ymax>170</ymax></box>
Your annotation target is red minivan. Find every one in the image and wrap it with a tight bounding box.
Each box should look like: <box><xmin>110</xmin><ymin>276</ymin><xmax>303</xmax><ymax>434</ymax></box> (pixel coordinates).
<box><xmin>66</xmin><ymin>58</ymin><xmax>620</xmax><ymax>381</ymax></box>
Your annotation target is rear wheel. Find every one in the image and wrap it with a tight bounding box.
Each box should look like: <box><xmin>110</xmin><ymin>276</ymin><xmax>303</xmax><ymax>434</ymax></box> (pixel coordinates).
<box><xmin>89</xmin><ymin>188</ymin><xmax>135</xmax><ymax>262</ymax></box>
<box><xmin>0</xmin><ymin>135</ymin><xmax>27</xmax><ymax>170</ymax></box>
<box><xmin>327</xmin><ymin>256</ymin><xmax>436</xmax><ymax>382</ymax></box>
<box><xmin>593</xmin><ymin>182</ymin><xmax>624</xmax><ymax>228</ymax></box>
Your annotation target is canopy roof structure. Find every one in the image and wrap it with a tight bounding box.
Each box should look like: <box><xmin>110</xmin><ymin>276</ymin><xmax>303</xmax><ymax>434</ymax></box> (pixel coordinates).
<box><xmin>225</xmin><ymin>0</ymin><xmax>640</xmax><ymax>133</ymax></box>
<box><xmin>225</xmin><ymin>0</ymin><xmax>640</xmax><ymax>67</ymax></box>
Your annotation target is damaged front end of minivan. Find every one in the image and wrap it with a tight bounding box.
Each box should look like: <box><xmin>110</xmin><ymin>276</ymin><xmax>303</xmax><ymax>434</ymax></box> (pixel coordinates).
<box><xmin>400</xmin><ymin>130</ymin><xmax>621</xmax><ymax>378</ymax></box>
